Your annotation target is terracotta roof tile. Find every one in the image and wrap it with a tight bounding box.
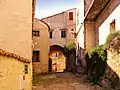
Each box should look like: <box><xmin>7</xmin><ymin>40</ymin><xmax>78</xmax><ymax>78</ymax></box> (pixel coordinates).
<box><xmin>0</xmin><ymin>49</ymin><xmax>31</xmax><ymax>63</ymax></box>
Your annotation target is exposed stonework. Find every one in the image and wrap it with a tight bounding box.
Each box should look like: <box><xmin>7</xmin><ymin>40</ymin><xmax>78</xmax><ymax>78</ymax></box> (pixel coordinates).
<box><xmin>41</xmin><ymin>8</ymin><xmax>77</xmax><ymax>47</ymax></box>
<box><xmin>107</xmin><ymin>50</ymin><xmax>120</xmax><ymax>78</ymax></box>
<box><xmin>0</xmin><ymin>49</ymin><xmax>30</xmax><ymax>63</ymax></box>
<box><xmin>99</xmin><ymin>50</ymin><xmax>120</xmax><ymax>88</ymax></box>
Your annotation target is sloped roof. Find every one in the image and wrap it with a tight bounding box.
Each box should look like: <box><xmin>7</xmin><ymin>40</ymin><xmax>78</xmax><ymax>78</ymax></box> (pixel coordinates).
<box><xmin>41</xmin><ymin>8</ymin><xmax>77</xmax><ymax>20</ymax></box>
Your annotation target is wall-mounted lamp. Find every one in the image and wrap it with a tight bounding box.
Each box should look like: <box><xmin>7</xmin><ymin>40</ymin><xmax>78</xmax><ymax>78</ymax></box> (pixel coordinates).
<box><xmin>71</xmin><ymin>29</ymin><xmax>76</xmax><ymax>38</ymax></box>
<box><xmin>32</xmin><ymin>42</ymin><xmax>37</xmax><ymax>48</ymax></box>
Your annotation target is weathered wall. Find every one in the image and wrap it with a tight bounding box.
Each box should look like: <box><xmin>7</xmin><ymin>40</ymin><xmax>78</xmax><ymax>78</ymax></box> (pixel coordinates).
<box><xmin>0</xmin><ymin>0</ymin><xmax>32</xmax><ymax>59</ymax></box>
<box><xmin>84</xmin><ymin>21</ymin><xmax>96</xmax><ymax>51</ymax></box>
<box><xmin>42</xmin><ymin>8</ymin><xmax>76</xmax><ymax>47</ymax></box>
<box><xmin>107</xmin><ymin>50</ymin><xmax>120</xmax><ymax>78</ymax></box>
<box><xmin>42</xmin><ymin>12</ymin><xmax>67</xmax><ymax>46</ymax></box>
<box><xmin>100</xmin><ymin>50</ymin><xmax>120</xmax><ymax>88</ymax></box>
<box><xmin>0</xmin><ymin>55</ymin><xmax>31</xmax><ymax>90</ymax></box>
<box><xmin>84</xmin><ymin>0</ymin><xmax>93</xmax><ymax>15</ymax></box>
<box><xmin>33</xmin><ymin>18</ymin><xmax>49</xmax><ymax>74</ymax></box>
<box><xmin>66</xmin><ymin>9</ymin><xmax>77</xmax><ymax>43</ymax></box>
<box><xmin>83</xmin><ymin>0</ymin><xmax>120</xmax><ymax>51</ymax></box>
<box><xmin>0</xmin><ymin>0</ymin><xmax>32</xmax><ymax>89</ymax></box>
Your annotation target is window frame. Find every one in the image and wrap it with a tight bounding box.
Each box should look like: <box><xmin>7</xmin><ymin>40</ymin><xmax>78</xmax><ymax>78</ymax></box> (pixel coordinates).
<box><xmin>32</xmin><ymin>31</ymin><xmax>39</xmax><ymax>37</ymax></box>
<box><xmin>61</xmin><ymin>30</ymin><xmax>66</xmax><ymax>38</ymax></box>
<box><xmin>50</xmin><ymin>31</ymin><xmax>52</xmax><ymax>38</ymax></box>
<box><xmin>69</xmin><ymin>12</ymin><xmax>73</xmax><ymax>20</ymax></box>
<box><xmin>32</xmin><ymin>51</ymin><xmax>40</xmax><ymax>62</ymax></box>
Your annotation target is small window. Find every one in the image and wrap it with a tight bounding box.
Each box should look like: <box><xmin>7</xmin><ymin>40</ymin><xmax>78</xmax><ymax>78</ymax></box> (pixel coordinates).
<box><xmin>50</xmin><ymin>31</ymin><xmax>52</xmax><ymax>38</ymax></box>
<box><xmin>110</xmin><ymin>19</ymin><xmax>116</xmax><ymax>33</ymax></box>
<box><xmin>32</xmin><ymin>51</ymin><xmax>40</xmax><ymax>62</ymax></box>
<box><xmin>69</xmin><ymin>12</ymin><xmax>73</xmax><ymax>20</ymax></box>
<box><xmin>61</xmin><ymin>30</ymin><xmax>66</xmax><ymax>38</ymax></box>
<box><xmin>32</xmin><ymin>31</ymin><xmax>39</xmax><ymax>36</ymax></box>
<box><xmin>25</xmin><ymin>65</ymin><xmax>28</xmax><ymax>74</ymax></box>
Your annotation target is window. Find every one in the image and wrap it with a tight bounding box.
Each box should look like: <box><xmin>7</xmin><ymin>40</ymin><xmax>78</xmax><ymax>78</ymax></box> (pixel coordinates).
<box><xmin>32</xmin><ymin>31</ymin><xmax>39</xmax><ymax>36</ymax></box>
<box><xmin>61</xmin><ymin>30</ymin><xmax>66</xmax><ymax>38</ymax></box>
<box><xmin>24</xmin><ymin>65</ymin><xmax>28</xmax><ymax>74</ymax></box>
<box><xmin>110</xmin><ymin>19</ymin><xmax>116</xmax><ymax>33</ymax></box>
<box><xmin>32</xmin><ymin>51</ymin><xmax>40</xmax><ymax>62</ymax></box>
<box><xmin>69</xmin><ymin>12</ymin><xmax>73</xmax><ymax>20</ymax></box>
<box><xmin>50</xmin><ymin>31</ymin><xmax>52</xmax><ymax>38</ymax></box>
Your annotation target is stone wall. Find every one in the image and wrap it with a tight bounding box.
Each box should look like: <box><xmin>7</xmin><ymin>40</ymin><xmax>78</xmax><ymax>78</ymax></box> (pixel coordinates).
<box><xmin>107</xmin><ymin>50</ymin><xmax>120</xmax><ymax>78</ymax></box>
<box><xmin>41</xmin><ymin>8</ymin><xmax>76</xmax><ymax>47</ymax></box>
<box><xmin>99</xmin><ymin>50</ymin><xmax>120</xmax><ymax>88</ymax></box>
<box><xmin>33</xmin><ymin>63</ymin><xmax>48</xmax><ymax>74</ymax></box>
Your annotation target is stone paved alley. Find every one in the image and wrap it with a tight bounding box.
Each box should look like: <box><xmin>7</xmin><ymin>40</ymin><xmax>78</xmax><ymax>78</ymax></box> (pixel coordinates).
<box><xmin>32</xmin><ymin>72</ymin><xmax>113</xmax><ymax>90</ymax></box>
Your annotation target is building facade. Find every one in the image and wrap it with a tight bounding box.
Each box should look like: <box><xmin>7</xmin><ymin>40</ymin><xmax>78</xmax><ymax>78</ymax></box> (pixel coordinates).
<box><xmin>75</xmin><ymin>0</ymin><xmax>120</xmax><ymax>71</ymax></box>
<box><xmin>41</xmin><ymin>8</ymin><xmax>77</xmax><ymax>47</ymax></box>
<box><xmin>0</xmin><ymin>0</ymin><xmax>33</xmax><ymax>90</ymax></box>
<box><xmin>41</xmin><ymin>8</ymin><xmax>77</xmax><ymax>72</ymax></box>
<box><xmin>32</xmin><ymin>18</ymin><xmax>50</xmax><ymax>74</ymax></box>
<box><xmin>76</xmin><ymin>0</ymin><xmax>120</xmax><ymax>51</ymax></box>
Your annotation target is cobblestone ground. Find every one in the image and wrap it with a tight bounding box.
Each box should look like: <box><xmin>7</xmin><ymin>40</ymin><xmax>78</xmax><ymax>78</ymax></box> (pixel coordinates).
<box><xmin>32</xmin><ymin>72</ymin><xmax>111</xmax><ymax>90</ymax></box>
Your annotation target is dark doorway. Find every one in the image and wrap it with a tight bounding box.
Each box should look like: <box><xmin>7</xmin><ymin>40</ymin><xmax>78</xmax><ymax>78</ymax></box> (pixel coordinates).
<box><xmin>49</xmin><ymin>58</ymin><xmax>52</xmax><ymax>72</ymax></box>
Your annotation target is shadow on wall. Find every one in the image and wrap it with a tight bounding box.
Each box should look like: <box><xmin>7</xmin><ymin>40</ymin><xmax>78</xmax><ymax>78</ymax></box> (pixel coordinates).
<box><xmin>65</xmin><ymin>49</ymin><xmax>76</xmax><ymax>72</ymax></box>
<box><xmin>73</xmin><ymin>47</ymin><xmax>86</xmax><ymax>74</ymax></box>
<box><xmin>85</xmin><ymin>47</ymin><xmax>120</xmax><ymax>88</ymax></box>
<box><xmin>74</xmin><ymin>44</ymin><xmax>120</xmax><ymax>88</ymax></box>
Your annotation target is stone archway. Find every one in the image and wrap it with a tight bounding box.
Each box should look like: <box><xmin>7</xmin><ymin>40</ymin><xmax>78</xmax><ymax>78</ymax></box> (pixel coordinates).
<box><xmin>49</xmin><ymin>45</ymin><xmax>66</xmax><ymax>72</ymax></box>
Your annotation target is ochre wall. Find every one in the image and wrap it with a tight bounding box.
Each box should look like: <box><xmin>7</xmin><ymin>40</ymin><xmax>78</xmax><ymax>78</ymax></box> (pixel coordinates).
<box><xmin>0</xmin><ymin>55</ymin><xmax>31</xmax><ymax>90</ymax></box>
<box><xmin>0</xmin><ymin>0</ymin><xmax>32</xmax><ymax>59</ymax></box>
<box><xmin>33</xmin><ymin>18</ymin><xmax>50</xmax><ymax>74</ymax></box>
<box><xmin>0</xmin><ymin>0</ymin><xmax>32</xmax><ymax>89</ymax></box>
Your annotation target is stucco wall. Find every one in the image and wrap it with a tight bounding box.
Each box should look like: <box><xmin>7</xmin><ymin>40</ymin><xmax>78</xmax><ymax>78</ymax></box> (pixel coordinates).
<box><xmin>0</xmin><ymin>0</ymin><xmax>32</xmax><ymax>89</ymax></box>
<box><xmin>77</xmin><ymin>0</ymin><xmax>120</xmax><ymax>51</ymax></box>
<box><xmin>33</xmin><ymin>18</ymin><xmax>49</xmax><ymax>74</ymax></box>
<box><xmin>42</xmin><ymin>8</ymin><xmax>76</xmax><ymax>47</ymax></box>
<box><xmin>0</xmin><ymin>55</ymin><xmax>31</xmax><ymax>90</ymax></box>
<box><xmin>0</xmin><ymin>0</ymin><xmax>32</xmax><ymax>59</ymax></box>
<box><xmin>98</xmin><ymin>4</ymin><xmax>120</xmax><ymax>45</ymax></box>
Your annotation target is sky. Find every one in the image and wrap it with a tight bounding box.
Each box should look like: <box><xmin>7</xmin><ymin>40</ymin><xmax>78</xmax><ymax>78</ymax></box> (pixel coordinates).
<box><xmin>35</xmin><ymin>0</ymin><xmax>77</xmax><ymax>19</ymax></box>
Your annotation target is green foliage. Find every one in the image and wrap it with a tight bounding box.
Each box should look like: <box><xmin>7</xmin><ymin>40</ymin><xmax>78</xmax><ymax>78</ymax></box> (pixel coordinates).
<box><xmin>88</xmin><ymin>45</ymin><xmax>107</xmax><ymax>62</ymax></box>
<box><xmin>63</xmin><ymin>41</ymin><xmax>76</xmax><ymax>52</ymax></box>
<box><xmin>87</xmin><ymin>45</ymin><xmax>107</xmax><ymax>84</ymax></box>
<box><xmin>105</xmin><ymin>30</ymin><xmax>120</xmax><ymax>49</ymax></box>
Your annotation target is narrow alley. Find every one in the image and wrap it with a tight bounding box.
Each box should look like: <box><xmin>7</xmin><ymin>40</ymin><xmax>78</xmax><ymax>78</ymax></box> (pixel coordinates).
<box><xmin>33</xmin><ymin>72</ymin><xmax>108</xmax><ymax>90</ymax></box>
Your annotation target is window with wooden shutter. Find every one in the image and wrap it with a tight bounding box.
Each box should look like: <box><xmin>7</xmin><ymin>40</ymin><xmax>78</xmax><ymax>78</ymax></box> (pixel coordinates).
<box><xmin>32</xmin><ymin>31</ymin><xmax>39</xmax><ymax>37</ymax></box>
<box><xmin>61</xmin><ymin>30</ymin><xmax>66</xmax><ymax>38</ymax></box>
<box><xmin>32</xmin><ymin>51</ymin><xmax>40</xmax><ymax>62</ymax></box>
<box><xmin>69</xmin><ymin>12</ymin><xmax>73</xmax><ymax>20</ymax></box>
<box><xmin>50</xmin><ymin>31</ymin><xmax>52</xmax><ymax>38</ymax></box>
<box><xmin>110</xmin><ymin>19</ymin><xmax>116</xmax><ymax>33</ymax></box>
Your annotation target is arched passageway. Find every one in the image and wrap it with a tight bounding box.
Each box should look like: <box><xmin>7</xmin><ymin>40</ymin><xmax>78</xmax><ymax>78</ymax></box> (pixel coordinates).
<box><xmin>49</xmin><ymin>45</ymin><xmax>66</xmax><ymax>72</ymax></box>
